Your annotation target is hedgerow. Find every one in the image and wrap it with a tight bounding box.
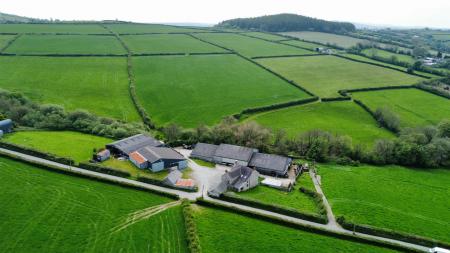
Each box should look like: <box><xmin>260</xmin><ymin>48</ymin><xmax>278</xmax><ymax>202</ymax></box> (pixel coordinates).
<box><xmin>181</xmin><ymin>200</ymin><xmax>202</xmax><ymax>253</ymax></box>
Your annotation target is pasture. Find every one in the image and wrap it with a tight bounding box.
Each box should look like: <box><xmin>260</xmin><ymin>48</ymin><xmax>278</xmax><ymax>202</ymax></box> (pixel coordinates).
<box><xmin>318</xmin><ymin>163</ymin><xmax>450</xmax><ymax>243</ymax></box>
<box><xmin>121</xmin><ymin>34</ymin><xmax>226</xmax><ymax>54</ymax></box>
<box><xmin>2</xmin><ymin>131</ymin><xmax>112</xmax><ymax>162</ymax></box>
<box><xmin>194</xmin><ymin>206</ymin><xmax>403</xmax><ymax>253</ymax></box>
<box><xmin>0</xmin><ymin>24</ymin><xmax>108</xmax><ymax>34</ymax></box>
<box><xmin>132</xmin><ymin>54</ymin><xmax>309</xmax><ymax>127</ymax></box>
<box><xmin>432</xmin><ymin>33</ymin><xmax>450</xmax><ymax>41</ymax></box>
<box><xmin>195</xmin><ymin>33</ymin><xmax>315</xmax><ymax>58</ymax></box>
<box><xmin>0</xmin><ymin>56</ymin><xmax>140</xmax><ymax>121</ymax></box>
<box><xmin>279</xmin><ymin>31</ymin><xmax>367</xmax><ymax>48</ymax></box>
<box><xmin>242</xmin><ymin>32</ymin><xmax>287</xmax><ymax>41</ymax></box>
<box><xmin>106</xmin><ymin>23</ymin><xmax>207</xmax><ymax>34</ymax></box>
<box><xmin>248</xmin><ymin>101</ymin><xmax>394</xmax><ymax>145</ymax></box>
<box><xmin>0</xmin><ymin>35</ymin><xmax>14</xmax><ymax>49</ymax></box>
<box><xmin>361</xmin><ymin>48</ymin><xmax>416</xmax><ymax>64</ymax></box>
<box><xmin>0</xmin><ymin>157</ymin><xmax>188</xmax><ymax>253</ymax></box>
<box><xmin>281</xmin><ymin>39</ymin><xmax>323</xmax><ymax>50</ymax></box>
<box><xmin>256</xmin><ymin>55</ymin><xmax>424</xmax><ymax>97</ymax></box>
<box><xmin>352</xmin><ymin>88</ymin><xmax>450</xmax><ymax>127</ymax></box>
<box><xmin>5</xmin><ymin>35</ymin><xmax>126</xmax><ymax>55</ymax></box>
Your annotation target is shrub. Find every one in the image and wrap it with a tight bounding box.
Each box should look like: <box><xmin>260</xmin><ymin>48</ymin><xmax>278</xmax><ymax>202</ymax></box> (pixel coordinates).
<box><xmin>181</xmin><ymin>200</ymin><xmax>202</xmax><ymax>253</ymax></box>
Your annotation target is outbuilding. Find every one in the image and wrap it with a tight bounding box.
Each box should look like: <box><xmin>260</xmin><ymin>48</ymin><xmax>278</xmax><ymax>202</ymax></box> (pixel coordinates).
<box><xmin>131</xmin><ymin>146</ymin><xmax>187</xmax><ymax>172</ymax></box>
<box><xmin>190</xmin><ymin>143</ymin><xmax>219</xmax><ymax>162</ymax></box>
<box><xmin>249</xmin><ymin>153</ymin><xmax>292</xmax><ymax>177</ymax></box>
<box><xmin>0</xmin><ymin>119</ymin><xmax>13</xmax><ymax>134</ymax></box>
<box><xmin>106</xmin><ymin>134</ymin><xmax>164</xmax><ymax>157</ymax></box>
<box><xmin>213</xmin><ymin>144</ymin><xmax>258</xmax><ymax>166</ymax></box>
<box><xmin>94</xmin><ymin>149</ymin><xmax>111</xmax><ymax>162</ymax></box>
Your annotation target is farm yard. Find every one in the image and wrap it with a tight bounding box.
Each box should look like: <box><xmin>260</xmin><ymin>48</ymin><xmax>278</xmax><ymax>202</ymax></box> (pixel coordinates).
<box><xmin>256</xmin><ymin>55</ymin><xmax>424</xmax><ymax>97</ymax></box>
<box><xmin>0</xmin><ymin>56</ymin><xmax>140</xmax><ymax>121</ymax></box>
<box><xmin>132</xmin><ymin>54</ymin><xmax>310</xmax><ymax>127</ymax></box>
<box><xmin>5</xmin><ymin>35</ymin><xmax>127</xmax><ymax>55</ymax></box>
<box><xmin>0</xmin><ymin>23</ymin><xmax>109</xmax><ymax>34</ymax></box>
<box><xmin>248</xmin><ymin>101</ymin><xmax>394</xmax><ymax>145</ymax></box>
<box><xmin>352</xmin><ymin>88</ymin><xmax>450</xmax><ymax>127</ymax></box>
<box><xmin>195</xmin><ymin>32</ymin><xmax>315</xmax><ymax>57</ymax></box>
<box><xmin>121</xmin><ymin>34</ymin><xmax>227</xmax><ymax>54</ymax></box>
<box><xmin>0</xmin><ymin>157</ymin><xmax>188</xmax><ymax>253</ymax></box>
<box><xmin>193</xmin><ymin>206</ymin><xmax>404</xmax><ymax>253</ymax></box>
<box><xmin>318</xmin><ymin>163</ymin><xmax>450</xmax><ymax>243</ymax></box>
<box><xmin>280</xmin><ymin>31</ymin><xmax>368</xmax><ymax>48</ymax></box>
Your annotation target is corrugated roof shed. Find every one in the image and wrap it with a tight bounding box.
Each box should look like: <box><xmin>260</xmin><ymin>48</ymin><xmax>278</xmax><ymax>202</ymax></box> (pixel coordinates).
<box><xmin>106</xmin><ymin>134</ymin><xmax>163</xmax><ymax>155</ymax></box>
<box><xmin>130</xmin><ymin>151</ymin><xmax>147</xmax><ymax>164</ymax></box>
<box><xmin>249</xmin><ymin>153</ymin><xmax>292</xmax><ymax>173</ymax></box>
<box><xmin>214</xmin><ymin>144</ymin><xmax>257</xmax><ymax>162</ymax></box>
<box><xmin>164</xmin><ymin>170</ymin><xmax>182</xmax><ymax>185</ymax></box>
<box><xmin>137</xmin><ymin>146</ymin><xmax>185</xmax><ymax>163</ymax></box>
<box><xmin>190</xmin><ymin>143</ymin><xmax>219</xmax><ymax>160</ymax></box>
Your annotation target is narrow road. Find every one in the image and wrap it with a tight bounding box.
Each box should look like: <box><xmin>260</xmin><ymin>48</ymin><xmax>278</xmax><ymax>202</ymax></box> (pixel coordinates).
<box><xmin>0</xmin><ymin>148</ymin><xmax>430</xmax><ymax>252</ymax></box>
<box><xmin>309</xmin><ymin>169</ymin><xmax>340</xmax><ymax>229</ymax></box>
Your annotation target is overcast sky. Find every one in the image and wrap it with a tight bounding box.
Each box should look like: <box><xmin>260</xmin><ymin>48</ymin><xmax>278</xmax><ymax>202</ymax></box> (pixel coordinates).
<box><xmin>2</xmin><ymin>0</ymin><xmax>450</xmax><ymax>28</ymax></box>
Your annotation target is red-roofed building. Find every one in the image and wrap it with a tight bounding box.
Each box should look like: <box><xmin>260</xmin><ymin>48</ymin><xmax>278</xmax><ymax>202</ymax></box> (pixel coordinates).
<box><xmin>129</xmin><ymin>151</ymin><xmax>148</xmax><ymax>169</ymax></box>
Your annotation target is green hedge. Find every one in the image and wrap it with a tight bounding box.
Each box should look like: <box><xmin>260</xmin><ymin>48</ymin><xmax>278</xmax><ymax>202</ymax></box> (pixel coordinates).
<box><xmin>337</xmin><ymin>216</ymin><xmax>450</xmax><ymax>249</ymax></box>
<box><xmin>415</xmin><ymin>84</ymin><xmax>450</xmax><ymax>99</ymax></box>
<box><xmin>78</xmin><ymin>162</ymin><xmax>131</xmax><ymax>178</ymax></box>
<box><xmin>137</xmin><ymin>176</ymin><xmax>198</xmax><ymax>193</ymax></box>
<box><xmin>217</xmin><ymin>192</ymin><xmax>328</xmax><ymax>224</ymax></box>
<box><xmin>0</xmin><ymin>141</ymin><xmax>75</xmax><ymax>166</ymax></box>
<box><xmin>299</xmin><ymin>187</ymin><xmax>327</xmax><ymax>218</ymax></box>
<box><xmin>2</xmin><ymin>53</ymin><xmax>127</xmax><ymax>57</ymax></box>
<box><xmin>0</xmin><ymin>34</ymin><xmax>21</xmax><ymax>53</ymax></box>
<box><xmin>321</xmin><ymin>97</ymin><xmax>352</xmax><ymax>102</ymax></box>
<box><xmin>250</xmin><ymin>54</ymin><xmax>323</xmax><ymax>59</ymax></box>
<box><xmin>181</xmin><ymin>200</ymin><xmax>202</xmax><ymax>253</ymax></box>
<box><xmin>195</xmin><ymin>198</ymin><xmax>421</xmax><ymax>253</ymax></box>
<box><xmin>339</xmin><ymin>85</ymin><xmax>414</xmax><ymax>97</ymax></box>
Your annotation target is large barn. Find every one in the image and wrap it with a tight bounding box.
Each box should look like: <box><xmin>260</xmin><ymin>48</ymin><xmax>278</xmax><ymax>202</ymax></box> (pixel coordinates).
<box><xmin>213</xmin><ymin>144</ymin><xmax>258</xmax><ymax>166</ymax></box>
<box><xmin>129</xmin><ymin>146</ymin><xmax>187</xmax><ymax>172</ymax></box>
<box><xmin>249</xmin><ymin>153</ymin><xmax>292</xmax><ymax>177</ymax></box>
<box><xmin>106</xmin><ymin>134</ymin><xmax>164</xmax><ymax>157</ymax></box>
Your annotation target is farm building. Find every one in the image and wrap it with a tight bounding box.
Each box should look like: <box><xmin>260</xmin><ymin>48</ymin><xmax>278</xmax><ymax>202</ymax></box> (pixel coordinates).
<box><xmin>249</xmin><ymin>153</ymin><xmax>292</xmax><ymax>177</ymax></box>
<box><xmin>94</xmin><ymin>149</ymin><xmax>111</xmax><ymax>162</ymax></box>
<box><xmin>209</xmin><ymin>165</ymin><xmax>259</xmax><ymax>197</ymax></box>
<box><xmin>0</xmin><ymin>119</ymin><xmax>13</xmax><ymax>134</ymax></box>
<box><xmin>213</xmin><ymin>144</ymin><xmax>258</xmax><ymax>166</ymax></box>
<box><xmin>163</xmin><ymin>169</ymin><xmax>182</xmax><ymax>186</ymax></box>
<box><xmin>106</xmin><ymin>134</ymin><xmax>164</xmax><ymax>156</ymax></box>
<box><xmin>129</xmin><ymin>146</ymin><xmax>187</xmax><ymax>172</ymax></box>
<box><xmin>190</xmin><ymin>143</ymin><xmax>219</xmax><ymax>162</ymax></box>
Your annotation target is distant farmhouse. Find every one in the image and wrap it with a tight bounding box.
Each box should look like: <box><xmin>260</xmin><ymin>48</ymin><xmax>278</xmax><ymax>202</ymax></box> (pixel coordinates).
<box><xmin>191</xmin><ymin>143</ymin><xmax>292</xmax><ymax>177</ymax></box>
<box><xmin>209</xmin><ymin>164</ymin><xmax>260</xmax><ymax>197</ymax></box>
<box><xmin>0</xmin><ymin>119</ymin><xmax>13</xmax><ymax>138</ymax></box>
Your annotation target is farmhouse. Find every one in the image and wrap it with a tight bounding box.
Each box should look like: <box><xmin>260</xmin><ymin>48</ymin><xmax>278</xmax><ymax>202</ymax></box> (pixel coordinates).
<box><xmin>190</xmin><ymin>143</ymin><xmax>219</xmax><ymax>162</ymax></box>
<box><xmin>213</xmin><ymin>144</ymin><xmax>258</xmax><ymax>166</ymax></box>
<box><xmin>209</xmin><ymin>165</ymin><xmax>260</xmax><ymax>197</ymax></box>
<box><xmin>106</xmin><ymin>134</ymin><xmax>164</xmax><ymax>156</ymax></box>
<box><xmin>0</xmin><ymin>119</ymin><xmax>13</xmax><ymax>135</ymax></box>
<box><xmin>129</xmin><ymin>146</ymin><xmax>187</xmax><ymax>172</ymax></box>
<box><xmin>249</xmin><ymin>153</ymin><xmax>292</xmax><ymax>177</ymax></box>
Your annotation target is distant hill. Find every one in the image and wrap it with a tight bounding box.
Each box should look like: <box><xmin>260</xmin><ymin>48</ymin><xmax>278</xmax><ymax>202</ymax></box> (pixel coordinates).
<box><xmin>0</xmin><ymin>12</ymin><xmax>48</xmax><ymax>23</ymax></box>
<box><xmin>217</xmin><ymin>13</ymin><xmax>355</xmax><ymax>33</ymax></box>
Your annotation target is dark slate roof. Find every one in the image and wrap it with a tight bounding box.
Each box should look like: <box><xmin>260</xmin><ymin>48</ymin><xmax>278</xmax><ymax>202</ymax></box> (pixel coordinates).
<box><xmin>190</xmin><ymin>143</ymin><xmax>218</xmax><ymax>159</ymax></box>
<box><xmin>137</xmin><ymin>146</ymin><xmax>185</xmax><ymax>163</ymax></box>
<box><xmin>214</xmin><ymin>144</ymin><xmax>257</xmax><ymax>162</ymax></box>
<box><xmin>106</xmin><ymin>134</ymin><xmax>163</xmax><ymax>155</ymax></box>
<box><xmin>249</xmin><ymin>153</ymin><xmax>292</xmax><ymax>173</ymax></box>
<box><xmin>227</xmin><ymin>165</ymin><xmax>257</xmax><ymax>189</ymax></box>
<box><xmin>164</xmin><ymin>169</ymin><xmax>182</xmax><ymax>185</ymax></box>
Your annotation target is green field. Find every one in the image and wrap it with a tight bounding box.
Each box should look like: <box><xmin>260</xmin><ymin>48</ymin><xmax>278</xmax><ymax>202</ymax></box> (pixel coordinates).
<box><xmin>282</xmin><ymin>39</ymin><xmax>323</xmax><ymax>50</ymax></box>
<box><xmin>249</xmin><ymin>101</ymin><xmax>394</xmax><ymax>145</ymax></box>
<box><xmin>432</xmin><ymin>34</ymin><xmax>450</xmax><ymax>41</ymax></box>
<box><xmin>280</xmin><ymin>31</ymin><xmax>368</xmax><ymax>48</ymax></box>
<box><xmin>0</xmin><ymin>24</ymin><xmax>108</xmax><ymax>34</ymax></box>
<box><xmin>121</xmin><ymin>34</ymin><xmax>226</xmax><ymax>54</ymax></box>
<box><xmin>319</xmin><ymin>163</ymin><xmax>450</xmax><ymax>243</ymax></box>
<box><xmin>5</xmin><ymin>35</ymin><xmax>126</xmax><ymax>55</ymax></box>
<box><xmin>352</xmin><ymin>88</ymin><xmax>450</xmax><ymax>127</ymax></box>
<box><xmin>106</xmin><ymin>23</ymin><xmax>207</xmax><ymax>34</ymax></box>
<box><xmin>194</xmin><ymin>206</ymin><xmax>402</xmax><ymax>253</ymax></box>
<box><xmin>2</xmin><ymin>131</ymin><xmax>112</xmax><ymax>162</ymax></box>
<box><xmin>103</xmin><ymin>158</ymin><xmax>170</xmax><ymax>180</ymax></box>
<box><xmin>195</xmin><ymin>33</ymin><xmax>315</xmax><ymax>58</ymax></box>
<box><xmin>362</xmin><ymin>48</ymin><xmax>416</xmax><ymax>64</ymax></box>
<box><xmin>243</xmin><ymin>32</ymin><xmax>287</xmax><ymax>41</ymax></box>
<box><xmin>0</xmin><ymin>157</ymin><xmax>187</xmax><ymax>253</ymax></box>
<box><xmin>133</xmin><ymin>54</ymin><xmax>309</xmax><ymax>127</ymax></box>
<box><xmin>0</xmin><ymin>35</ymin><xmax>14</xmax><ymax>49</ymax></box>
<box><xmin>236</xmin><ymin>172</ymin><xmax>319</xmax><ymax>214</ymax></box>
<box><xmin>256</xmin><ymin>55</ymin><xmax>424</xmax><ymax>97</ymax></box>
<box><xmin>0</xmin><ymin>56</ymin><xmax>140</xmax><ymax>121</ymax></box>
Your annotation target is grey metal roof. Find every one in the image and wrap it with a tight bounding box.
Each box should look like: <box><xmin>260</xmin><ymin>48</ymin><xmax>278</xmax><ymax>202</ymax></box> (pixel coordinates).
<box><xmin>214</xmin><ymin>144</ymin><xmax>257</xmax><ymax>162</ymax></box>
<box><xmin>106</xmin><ymin>134</ymin><xmax>163</xmax><ymax>155</ymax></box>
<box><xmin>137</xmin><ymin>146</ymin><xmax>185</xmax><ymax>164</ymax></box>
<box><xmin>190</xmin><ymin>143</ymin><xmax>218</xmax><ymax>159</ymax></box>
<box><xmin>164</xmin><ymin>169</ymin><xmax>182</xmax><ymax>185</ymax></box>
<box><xmin>226</xmin><ymin>165</ymin><xmax>257</xmax><ymax>189</ymax></box>
<box><xmin>249</xmin><ymin>153</ymin><xmax>292</xmax><ymax>173</ymax></box>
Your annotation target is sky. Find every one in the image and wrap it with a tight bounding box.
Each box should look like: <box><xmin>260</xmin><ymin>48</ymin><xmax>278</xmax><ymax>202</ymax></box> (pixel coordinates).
<box><xmin>1</xmin><ymin>0</ymin><xmax>450</xmax><ymax>28</ymax></box>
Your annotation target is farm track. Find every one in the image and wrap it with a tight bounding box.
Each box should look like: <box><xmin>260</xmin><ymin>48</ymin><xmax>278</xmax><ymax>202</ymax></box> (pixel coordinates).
<box><xmin>0</xmin><ymin>147</ymin><xmax>431</xmax><ymax>252</ymax></box>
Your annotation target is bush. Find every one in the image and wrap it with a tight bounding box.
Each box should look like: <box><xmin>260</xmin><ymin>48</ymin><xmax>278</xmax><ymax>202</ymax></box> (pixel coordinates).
<box><xmin>181</xmin><ymin>200</ymin><xmax>202</xmax><ymax>253</ymax></box>
<box><xmin>374</xmin><ymin>107</ymin><xmax>400</xmax><ymax>133</ymax></box>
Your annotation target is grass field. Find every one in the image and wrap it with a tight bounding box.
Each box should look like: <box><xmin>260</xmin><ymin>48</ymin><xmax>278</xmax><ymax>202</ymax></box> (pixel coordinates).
<box><xmin>194</xmin><ymin>206</ymin><xmax>403</xmax><ymax>253</ymax></box>
<box><xmin>0</xmin><ymin>24</ymin><xmax>108</xmax><ymax>34</ymax></box>
<box><xmin>432</xmin><ymin>34</ymin><xmax>450</xmax><ymax>41</ymax></box>
<box><xmin>361</xmin><ymin>48</ymin><xmax>416</xmax><ymax>64</ymax></box>
<box><xmin>106</xmin><ymin>23</ymin><xmax>207</xmax><ymax>34</ymax></box>
<box><xmin>121</xmin><ymin>34</ymin><xmax>226</xmax><ymax>54</ymax></box>
<box><xmin>133</xmin><ymin>54</ymin><xmax>309</xmax><ymax>127</ymax></box>
<box><xmin>243</xmin><ymin>32</ymin><xmax>287</xmax><ymax>41</ymax></box>
<box><xmin>319</xmin><ymin>163</ymin><xmax>450</xmax><ymax>243</ymax></box>
<box><xmin>0</xmin><ymin>56</ymin><xmax>140</xmax><ymax>121</ymax></box>
<box><xmin>3</xmin><ymin>131</ymin><xmax>112</xmax><ymax>162</ymax></box>
<box><xmin>0</xmin><ymin>35</ymin><xmax>14</xmax><ymax>49</ymax></box>
<box><xmin>280</xmin><ymin>31</ymin><xmax>368</xmax><ymax>48</ymax></box>
<box><xmin>256</xmin><ymin>55</ymin><xmax>424</xmax><ymax>97</ymax></box>
<box><xmin>5</xmin><ymin>35</ymin><xmax>126</xmax><ymax>55</ymax></box>
<box><xmin>235</xmin><ymin>172</ymin><xmax>319</xmax><ymax>214</ymax></box>
<box><xmin>352</xmin><ymin>88</ymin><xmax>450</xmax><ymax>127</ymax></box>
<box><xmin>103</xmin><ymin>158</ymin><xmax>170</xmax><ymax>180</ymax></box>
<box><xmin>195</xmin><ymin>33</ymin><xmax>315</xmax><ymax>58</ymax></box>
<box><xmin>0</xmin><ymin>157</ymin><xmax>187</xmax><ymax>253</ymax></box>
<box><xmin>248</xmin><ymin>101</ymin><xmax>394</xmax><ymax>145</ymax></box>
<box><xmin>281</xmin><ymin>39</ymin><xmax>323</xmax><ymax>50</ymax></box>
